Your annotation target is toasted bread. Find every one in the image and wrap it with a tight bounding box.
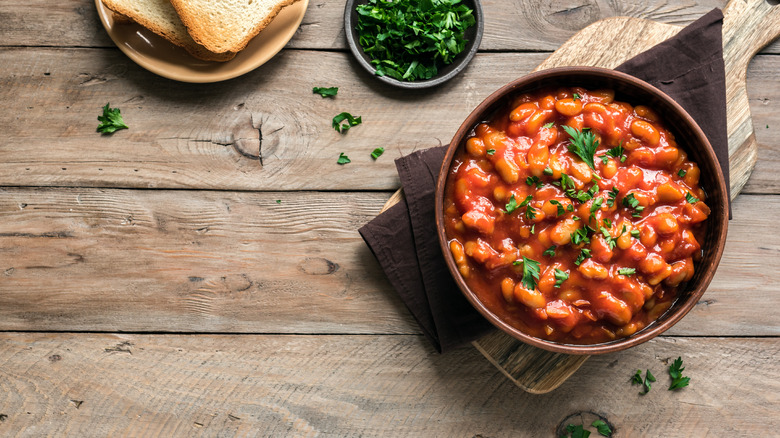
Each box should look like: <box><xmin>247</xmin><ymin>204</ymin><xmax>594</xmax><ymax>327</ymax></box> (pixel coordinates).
<box><xmin>169</xmin><ymin>0</ymin><xmax>301</xmax><ymax>54</ymax></box>
<box><xmin>102</xmin><ymin>0</ymin><xmax>237</xmax><ymax>62</ymax></box>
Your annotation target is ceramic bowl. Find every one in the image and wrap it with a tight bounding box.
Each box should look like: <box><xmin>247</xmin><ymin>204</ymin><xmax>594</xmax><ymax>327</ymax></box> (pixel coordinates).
<box><xmin>435</xmin><ymin>66</ymin><xmax>729</xmax><ymax>355</ymax></box>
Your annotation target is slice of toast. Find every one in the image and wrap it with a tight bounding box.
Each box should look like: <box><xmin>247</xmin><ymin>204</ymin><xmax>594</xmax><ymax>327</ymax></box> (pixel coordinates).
<box><xmin>102</xmin><ymin>0</ymin><xmax>236</xmax><ymax>62</ymax></box>
<box><xmin>169</xmin><ymin>0</ymin><xmax>301</xmax><ymax>54</ymax></box>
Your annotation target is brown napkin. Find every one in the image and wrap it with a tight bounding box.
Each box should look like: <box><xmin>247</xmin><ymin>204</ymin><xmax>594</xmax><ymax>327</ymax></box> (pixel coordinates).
<box><xmin>359</xmin><ymin>9</ymin><xmax>729</xmax><ymax>352</ymax></box>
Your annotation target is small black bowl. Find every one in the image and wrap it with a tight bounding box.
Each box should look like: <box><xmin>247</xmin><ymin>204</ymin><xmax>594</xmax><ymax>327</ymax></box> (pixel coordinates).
<box><xmin>344</xmin><ymin>0</ymin><xmax>484</xmax><ymax>89</ymax></box>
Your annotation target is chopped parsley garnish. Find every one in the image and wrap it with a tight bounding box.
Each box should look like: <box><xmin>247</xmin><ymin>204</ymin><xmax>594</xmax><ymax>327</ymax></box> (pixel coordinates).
<box><xmin>599</xmin><ymin>144</ymin><xmax>626</xmax><ymax>163</ymax></box>
<box><xmin>571</xmin><ymin>226</ymin><xmax>592</xmax><ymax>246</ymax></box>
<box><xmin>530</xmin><ymin>224</ymin><xmax>535</xmax><ymax>234</ymax></box>
<box><xmin>355</xmin><ymin>0</ymin><xmax>476</xmax><ymax>82</ymax></box>
<box><xmin>543</xmin><ymin>122</ymin><xmax>555</xmax><ymax>129</ymax></box>
<box><xmin>589</xmin><ymin>197</ymin><xmax>604</xmax><ymax>223</ymax></box>
<box><xmin>602</xmin><ymin>218</ymin><xmax>612</xmax><ymax>228</ymax></box>
<box><xmin>686</xmin><ymin>192</ymin><xmax>699</xmax><ymax>204</ymax></box>
<box><xmin>332</xmin><ymin>112</ymin><xmax>362</xmax><ymax>133</ymax></box>
<box><xmin>371</xmin><ymin>147</ymin><xmax>385</xmax><ymax>160</ymax></box>
<box><xmin>550</xmin><ymin>200</ymin><xmax>565</xmax><ymax>216</ymax></box>
<box><xmin>618</xmin><ymin>267</ymin><xmax>636</xmax><ymax>276</ymax></box>
<box><xmin>519</xmin><ymin>256</ymin><xmax>540</xmax><ymax>290</ymax></box>
<box><xmin>526</xmin><ymin>205</ymin><xmax>537</xmax><ymax>220</ymax></box>
<box><xmin>543</xmin><ymin>245</ymin><xmax>556</xmax><ymax>257</ymax></box>
<box><xmin>337</xmin><ymin>153</ymin><xmax>351</xmax><ymax>165</ymax></box>
<box><xmin>562</xmin><ymin>125</ymin><xmax>599</xmax><ymax>169</ymax></box>
<box><xmin>486</xmin><ymin>149</ymin><xmax>496</xmax><ymax>155</ymax></box>
<box><xmin>554</xmin><ymin>268</ymin><xmax>568</xmax><ymax>288</ymax></box>
<box><xmin>622</xmin><ymin>192</ymin><xmax>645</xmax><ymax>217</ymax></box>
<box><xmin>574</xmin><ymin>248</ymin><xmax>591</xmax><ymax>266</ymax></box>
<box><xmin>518</xmin><ymin>195</ymin><xmax>533</xmax><ymax>208</ymax></box>
<box><xmin>526</xmin><ymin>176</ymin><xmax>543</xmax><ymax>188</ymax></box>
<box><xmin>678</xmin><ymin>169</ymin><xmax>687</xmax><ymax>177</ymax></box>
<box><xmin>632</xmin><ymin>369</ymin><xmax>656</xmax><ymax>395</ymax></box>
<box><xmin>567</xmin><ymin>203</ymin><xmax>575</xmax><ymax>212</ymax></box>
<box><xmin>504</xmin><ymin>194</ymin><xmax>520</xmax><ymax>214</ymax></box>
<box><xmin>591</xmin><ymin>420</ymin><xmax>612</xmax><ymax>437</ymax></box>
<box><xmin>572</xmin><ymin>93</ymin><xmax>581</xmax><ymax>100</ymax></box>
<box><xmin>312</xmin><ymin>86</ymin><xmax>338</xmax><ymax>97</ymax></box>
<box><xmin>97</xmin><ymin>103</ymin><xmax>129</xmax><ymax>134</ymax></box>
<box><xmin>563</xmin><ymin>424</ymin><xmax>590</xmax><ymax>438</ymax></box>
<box><xmin>517</xmin><ymin>195</ymin><xmax>536</xmax><ymax>219</ymax></box>
<box><xmin>606</xmin><ymin>187</ymin><xmax>619</xmax><ymax>207</ymax></box>
<box><xmin>668</xmin><ymin>357</ymin><xmax>690</xmax><ymax>390</ymax></box>
<box><xmin>543</xmin><ymin>166</ymin><xmax>554</xmax><ymax>176</ymax></box>
<box><xmin>600</xmin><ymin>227</ymin><xmax>617</xmax><ymax>250</ymax></box>
<box><xmin>630</xmin><ymin>229</ymin><xmax>641</xmax><ymax>238</ymax></box>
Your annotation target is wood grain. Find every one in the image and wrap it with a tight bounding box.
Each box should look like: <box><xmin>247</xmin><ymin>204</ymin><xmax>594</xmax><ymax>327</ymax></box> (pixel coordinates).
<box><xmin>3</xmin><ymin>0</ymin><xmax>779</xmax><ymax>54</ymax></box>
<box><xmin>0</xmin><ymin>333</ymin><xmax>777</xmax><ymax>436</ymax></box>
<box><xmin>0</xmin><ymin>49</ymin><xmax>779</xmax><ymax>192</ymax></box>
<box><xmin>0</xmin><ymin>188</ymin><xmax>777</xmax><ymax>336</ymax></box>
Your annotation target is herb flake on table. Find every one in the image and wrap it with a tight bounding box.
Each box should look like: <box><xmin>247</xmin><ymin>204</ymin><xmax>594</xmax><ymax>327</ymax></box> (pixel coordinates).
<box><xmin>562</xmin><ymin>424</ymin><xmax>590</xmax><ymax>438</ymax></box>
<box><xmin>333</xmin><ymin>112</ymin><xmax>362</xmax><ymax>133</ymax></box>
<box><xmin>355</xmin><ymin>0</ymin><xmax>476</xmax><ymax>82</ymax></box>
<box><xmin>668</xmin><ymin>356</ymin><xmax>690</xmax><ymax>390</ymax></box>
<box><xmin>632</xmin><ymin>369</ymin><xmax>655</xmax><ymax>395</ymax></box>
<box><xmin>97</xmin><ymin>103</ymin><xmax>128</xmax><ymax>134</ymax></box>
<box><xmin>371</xmin><ymin>147</ymin><xmax>385</xmax><ymax>160</ymax></box>
<box><xmin>313</xmin><ymin>87</ymin><xmax>338</xmax><ymax>97</ymax></box>
<box><xmin>591</xmin><ymin>420</ymin><xmax>612</xmax><ymax>437</ymax></box>
<box><xmin>337</xmin><ymin>153</ymin><xmax>351</xmax><ymax>165</ymax></box>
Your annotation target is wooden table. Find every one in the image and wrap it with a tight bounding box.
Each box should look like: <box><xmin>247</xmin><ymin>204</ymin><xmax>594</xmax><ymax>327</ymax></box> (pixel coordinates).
<box><xmin>1</xmin><ymin>1</ymin><xmax>778</xmax><ymax>436</ymax></box>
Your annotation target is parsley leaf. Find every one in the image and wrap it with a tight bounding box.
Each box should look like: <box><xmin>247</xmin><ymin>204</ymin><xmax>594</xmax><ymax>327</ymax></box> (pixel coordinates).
<box><xmin>505</xmin><ymin>194</ymin><xmax>519</xmax><ymax>214</ymax></box>
<box><xmin>572</xmin><ymin>93</ymin><xmax>581</xmax><ymax>100</ymax></box>
<box><xmin>371</xmin><ymin>147</ymin><xmax>385</xmax><ymax>160</ymax></box>
<box><xmin>618</xmin><ymin>267</ymin><xmax>635</xmax><ymax>276</ymax></box>
<box><xmin>543</xmin><ymin>245</ymin><xmax>556</xmax><ymax>257</ymax></box>
<box><xmin>563</xmin><ymin>125</ymin><xmax>599</xmax><ymax>169</ymax></box>
<box><xmin>686</xmin><ymin>192</ymin><xmax>699</xmax><ymax>204</ymax></box>
<box><xmin>630</xmin><ymin>229</ymin><xmax>641</xmax><ymax>238</ymax></box>
<box><xmin>589</xmin><ymin>197</ymin><xmax>604</xmax><ymax>223</ymax></box>
<box><xmin>332</xmin><ymin>112</ymin><xmax>362</xmax><ymax>133</ymax></box>
<box><xmin>486</xmin><ymin>149</ymin><xmax>496</xmax><ymax>155</ymax></box>
<box><xmin>606</xmin><ymin>187</ymin><xmax>619</xmax><ymax>207</ymax></box>
<box><xmin>600</xmin><ymin>227</ymin><xmax>617</xmax><ymax>250</ymax></box>
<box><xmin>632</xmin><ymin>369</ymin><xmax>656</xmax><ymax>395</ymax></box>
<box><xmin>668</xmin><ymin>357</ymin><xmax>691</xmax><ymax>390</ymax></box>
<box><xmin>520</xmin><ymin>256</ymin><xmax>541</xmax><ymax>290</ymax></box>
<box><xmin>591</xmin><ymin>420</ymin><xmax>612</xmax><ymax>437</ymax></box>
<box><xmin>564</xmin><ymin>424</ymin><xmax>590</xmax><ymax>438</ymax></box>
<box><xmin>550</xmin><ymin>200</ymin><xmax>565</xmax><ymax>216</ymax></box>
<box><xmin>526</xmin><ymin>176</ymin><xmax>543</xmax><ymax>188</ymax></box>
<box><xmin>602</xmin><ymin>144</ymin><xmax>626</xmax><ymax>163</ymax></box>
<box><xmin>571</xmin><ymin>226</ymin><xmax>592</xmax><ymax>246</ymax></box>
<box><xmin>96</xmin><ymin>103</ymin><xmax>129</xmax><ymax>134</ymax></box>
<box><xmin>337</xmin><ymin>153</ymin><xmax>351</xmax><ymax>165</ymax></box>
<box><xmin>543</xmin><ymin>166</ymin><xmax>554</xmax><ymax>176</ymax></box>
<box><xmin>574</xmin><ymin>248</ymin><xmax>591</xmax><ymax>266</ymax></box>
<box><xmin>543</xmin><ymin>122</ymin><xmax>555</xmax><ymax>129</ymax></box>
<box><xmin>355</xmin><ymin>0</ymin><xmax>476</xmax><ymax>82</ymax></box>
<box><xmin>312</xmin><ymin>87</ymin><xmax>338</xmax><ymax>97</ymax></box>
<box><xmin>275</xmin><ymin>199</ymin><xmax>282</xmax><ymax>204</ymax></box>
<box><xmin>678</xmin><ymin>169</ymin><xmax>687</xmax><ymax>177</ymax></box>
<box><xmin>554</xmin><ymin>268</ymin><xmax>568</xmax><ymax>288</ymax></box>
<box><xmin>622</xmin><ymin>193</ymin><xmax>645</xmax><ymax>217</ymax></box>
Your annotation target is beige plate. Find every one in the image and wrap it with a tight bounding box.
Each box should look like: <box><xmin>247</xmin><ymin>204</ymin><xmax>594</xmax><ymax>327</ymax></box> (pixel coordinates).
<box><xmin>95</xmin><ymin>0</ymin><xmax>309</xmax><ymax>83</ymax></box>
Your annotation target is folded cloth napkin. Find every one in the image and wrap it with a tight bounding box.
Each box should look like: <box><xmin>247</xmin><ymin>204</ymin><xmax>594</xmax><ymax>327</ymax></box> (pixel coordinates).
<box><xmin>359</xmin><ymin>9</ymin><xmax>729</xmax><ymax>353</ymax></box>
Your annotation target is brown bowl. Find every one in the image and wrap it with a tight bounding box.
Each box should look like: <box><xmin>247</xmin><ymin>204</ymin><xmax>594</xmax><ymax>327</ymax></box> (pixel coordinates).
<box><xmin>435</xmin><ymin>67</ymin><xmax>729</xmax><ymax>355</ymax></box>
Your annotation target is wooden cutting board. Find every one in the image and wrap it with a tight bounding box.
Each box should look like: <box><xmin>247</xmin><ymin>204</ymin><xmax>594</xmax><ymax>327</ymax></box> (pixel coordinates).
<box><xmin>382</xmin><ymin>0</ymin><xmax>780</xmax><ymax>393</ymax></box>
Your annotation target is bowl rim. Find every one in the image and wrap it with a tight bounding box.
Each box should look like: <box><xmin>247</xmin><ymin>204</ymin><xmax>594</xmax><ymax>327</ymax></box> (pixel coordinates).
<box><xmin>435</xmin><ymin>66</ymin><xmax>729</xmax><ymax>355</ymax></box>
<box><xmin>343</xmin><ymin>0</ymin><xmax>484</xmax><ymax>89</ymax></box>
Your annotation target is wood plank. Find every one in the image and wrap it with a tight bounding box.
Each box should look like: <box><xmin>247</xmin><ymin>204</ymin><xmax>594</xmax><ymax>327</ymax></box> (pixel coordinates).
<box><xmin>4</xmin><ymin>0</ymin><xmax>780</xmax><ymax>54</ymax></box>
<box><xmin>0</xmin><ymin>188</ymin><xmax>777</xmax><ymax>336</ymax></box>
<box><xmin>1</xmin><ymin>49</ymin><xmax>779</xmax><ymax>192</ymax></box>
<box><xmin>0</xmin><ymin>333</ymin><xmax>776</xmax><ymax>436</ymax></box>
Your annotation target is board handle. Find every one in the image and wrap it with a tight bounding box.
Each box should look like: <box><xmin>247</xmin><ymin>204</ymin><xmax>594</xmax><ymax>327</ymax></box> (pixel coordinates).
<box><xmin>723</xmin><ymin>0</ymin><xmax>780</xmax><ymax>74</ymax></box>
<box><xmin>722</xmin><ymin>0</ymin><xmax>780</xmax><ymax>197</ymax></box>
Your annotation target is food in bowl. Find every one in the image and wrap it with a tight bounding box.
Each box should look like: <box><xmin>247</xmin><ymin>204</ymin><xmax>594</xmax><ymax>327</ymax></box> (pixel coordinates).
<box><xmin>442</xmin><ymin>86</ymin><xmax>711</xmax><ymax>345</ymax></box>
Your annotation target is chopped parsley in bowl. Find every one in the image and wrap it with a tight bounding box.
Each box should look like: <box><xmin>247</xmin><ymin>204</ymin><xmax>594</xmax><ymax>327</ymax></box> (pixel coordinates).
<box><xmin>344</xmin><ymin>0</ymin><xmax>483</xmax><ymax>89</ymax></box>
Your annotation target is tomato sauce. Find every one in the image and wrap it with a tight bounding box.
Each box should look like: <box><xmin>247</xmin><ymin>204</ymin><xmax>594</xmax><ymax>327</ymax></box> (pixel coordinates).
<box><xmin>443</xmin><ymin>87</ymin><xmax>710</xmax><ymax>344</ymax></box>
